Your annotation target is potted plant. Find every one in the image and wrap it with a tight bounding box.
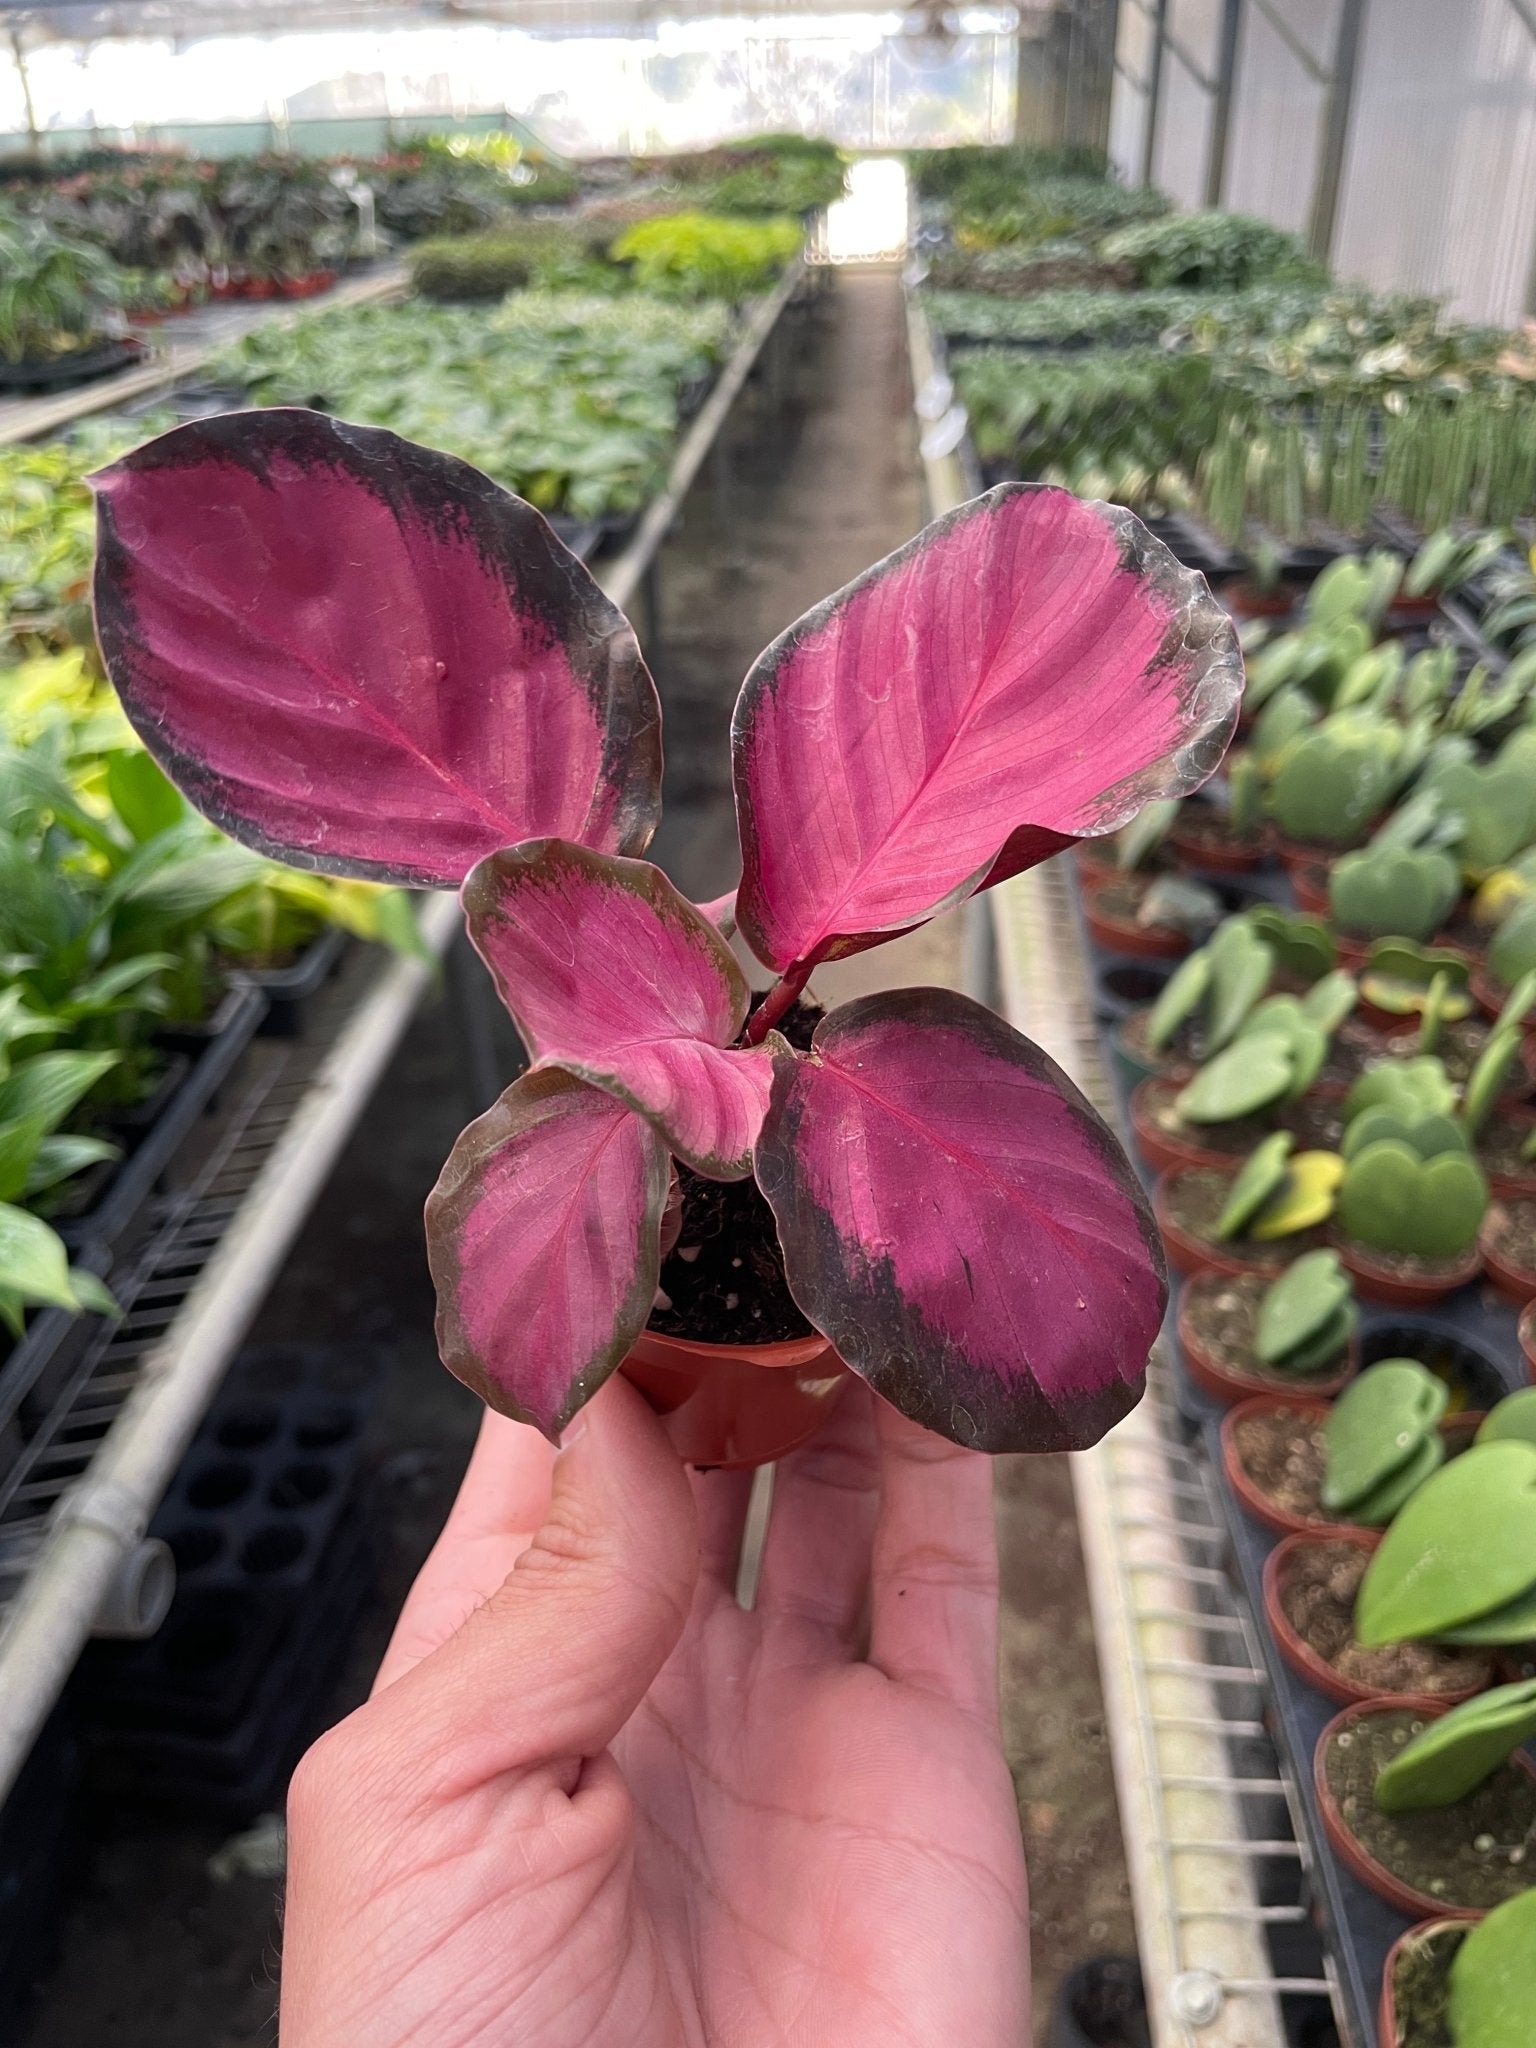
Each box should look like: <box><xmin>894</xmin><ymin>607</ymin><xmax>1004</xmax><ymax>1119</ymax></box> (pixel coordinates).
<box><xmin>1154</xmin><ymin>1131</ymin><xmax>1340</xmax><ymax>1280</ymax></box>
<box><xmin>90</xmin><ymin>412</ymin><xmax>1243</xmax><ymax>1464</ymax></box>
<box><xmin>1263</xmin><ymin>1530</ymin><xmax>1493</xmax><ymax>1706</ymax></box>
<box><xmin>0</xmin><ymin>208</ymin><xmax>140</xmax><ymax>391</ymax></box>
<box><xmin>1221</xmin><ymin>1354</ymin><xmax>1459</xmax><ymax>1538</ymax></box>
<box><xmin>1263</xmin><ymin>710</ymin><xmax>1407</xmax><ymax>875</ymax></box>
<box><xmin>1080</xmin><ymin>804</ymin><xmax>1220</xmax><ymax>960</ymax></box>
<box><xmin>1165</xmin><ymin>753</ymin><xmax>1267</xmax><ymax>874</ymax></box>
<box><xmin>1378</xmin><ymin>1917</ymin><xmax>1470</xmax><ymax>2048</ymax></box>
<box><xmin>1176</xmin><ymin>1246</ymin><xmax>1359</xmax><ymax>1405</ymax></box>
<box><xmin>1314</xmin><ymin>1683</ymin><xmax>1536</xmax><ymax>1917</ymax></box>
<box><xmin>1331</xmin><ymin>1069</ymin><xmax>1488</xmax><ymax>1303</ymax></box>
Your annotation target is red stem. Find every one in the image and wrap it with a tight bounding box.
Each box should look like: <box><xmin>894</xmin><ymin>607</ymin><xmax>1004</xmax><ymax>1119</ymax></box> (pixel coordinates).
<box><xmin>744</xmin><ymin>954</ymin><xmax>817</xmax><ymax>1045</ymax></box>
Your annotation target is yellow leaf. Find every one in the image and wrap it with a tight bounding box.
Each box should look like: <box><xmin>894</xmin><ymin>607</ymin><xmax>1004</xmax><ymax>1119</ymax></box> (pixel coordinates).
<box><xmin>1250</xmin><ymin>1150</ymin><xmax>1344</xmax><ymax>1239</ymax></box>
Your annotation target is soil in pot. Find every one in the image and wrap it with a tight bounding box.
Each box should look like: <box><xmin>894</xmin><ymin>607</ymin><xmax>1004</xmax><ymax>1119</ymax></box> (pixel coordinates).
<box><xmin>1476</xmin><ymin>1121</ymin><xmax>1536</xmax><ymax>1197</ymax></box>
<box><xmin>1338</xmin><ymin>1238</ymin><xmax>1482</xmax><ymax>1305</ymax></box>
<box><xmin>1084</xmin><ymin>876</ymin><xmax>1190</xmax><ymax>956</ymax></box>
<box><xmin>1115</xmin><ymin>1005</ymin><xmax>1197</xmax><ymax>1080</ymax></box>
<box><xmin>649</xmin><ymin>996</ymin><xmax>817</xmax><ymax>1346</ymax></box>
<box><xmin>1383</xmin><ymin>1920</ymin><xmax>1466</xmax><ymax>2048</ymax></box>
<box><xmin>1277</xmin><ymin>1539</ymin><xmax>1493</xmax><ymax>1699</ymax></box>
<box><xmin>1135</xmin><ymin>1074</ymin><xmax>1271</xmax><ymax>1169</ymax></box>
<box><xmin>1167</xmin><ymin>805</ymin><xmax>1265</xmax><ymax>873</ymax></box>
<box><xmin>1161</xmin><ymin>1168</ymin><xmax>1328</xmax><ymax>1270</ymax></box>
<box><xmin>1320</xmin><ymin>1705</ymin><xmax>1536</xmax><ymax>1913</ymax></box>
<box><xmin>1181</xmin><ymin>1271</ymin><xmax>1353</xmax><ymax>1397</ymax></box>
<box><xmin>1229</xmin><ymin>1405</ymin><xmax>1343</xmax><ymax>1526</ymax></box>
<box><xmin>1278</xmin><ymin>1093</ymin><xmax>1346</xmax><ymax>1150</ymax></box>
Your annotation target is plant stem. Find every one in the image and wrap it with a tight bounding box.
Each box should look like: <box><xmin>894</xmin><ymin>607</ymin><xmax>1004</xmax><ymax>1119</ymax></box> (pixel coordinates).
<box><xmin>744</xmin><ymin>955</ymin><xmax>817</xmax><ymax>1045</ymax></box>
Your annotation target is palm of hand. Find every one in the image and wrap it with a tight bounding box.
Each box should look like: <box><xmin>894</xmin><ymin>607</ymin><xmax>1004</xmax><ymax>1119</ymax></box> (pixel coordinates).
<box><xmin>281</xmin><ymin>1383</ymin><xmax>1029</xmax><ymax>2048</ymax></box>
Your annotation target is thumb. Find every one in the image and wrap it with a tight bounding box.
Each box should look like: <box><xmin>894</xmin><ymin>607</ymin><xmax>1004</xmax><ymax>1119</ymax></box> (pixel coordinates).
<box><xmin>381</xmin><ymin>1373</ymin><xmax>698</xmax><ymax>1786</ymax></box>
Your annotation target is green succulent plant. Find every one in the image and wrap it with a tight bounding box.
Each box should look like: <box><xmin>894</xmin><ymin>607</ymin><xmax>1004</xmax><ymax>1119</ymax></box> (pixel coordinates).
<box><xmin>1322</xmin><ymin>1358</ymin><xmax>1447</xmax><ymax>1521</ymax></box>
<box><xmin>1226</xmin><ymin>753</ymin><xmax>1263</xmax><ymax>840</ymax></box>
<box><xmin>1214</xmin><ymin>1132</ymin><xmax>1342</xmax><ymax>1241</ymax></box>
<box><xmin>1267</xmin><ymin>715</ymin><xmax>1399</xmax><ymax>848</ymax></box>
<box><xmin>1489</xmin><ymin>896</ymin><xmax>1536</xmax><ymax>994</ymax></box>
<box><xmin>1244</xmin><ymin>904</ymin><xmax>1336</xmax><ymax>984</ymax></box>
<box><xmin>1344</xmin><ymin>1053</ymin><xmax>1458</xmax><ymax>1121</ymax></box>
<box><xmin>1405</xmin><ymin>525</ymin><xmax>1511</xmax><ymax>600</ymax></box>
<box><xmin>1250</xmin><ymin>684</ymin><xmax>1318</xmax><ymax>771</ymax></box>
<box><xmin>1328</xmin><ymin>843</ymin><xmax>1460</xmax><ymax>942</ymax></box>
<box><xmin>1373</xmin><ymin>1677</ymin><xmax>1536</xmax><ymax>1813</ymax></box>
<box><xmin>1175</xmin><ymin>993</ymin><xmax>1328</xmax><ymax>1124</ymax></box>
<box><xmin>1421</xmin><ymin>747</ymin><xmax>1536</xmax><ymax>876</ymax></box>
<box><xmin>1335</xmin><ymin>1128</ymin><xmax>1488</xmax><ymax>1262</ymax></box>
<box><xmin>1448</xmin><ymin>1886</ymin><xmax>1536</xmax><ymax>2048</ymax></box>
<box><xmin>1358</xmin><ymin>1437</ymin><xmax>1536</xmax><ymax>1645</ymax></box>
<box><xmin>1305</xmin><ymin>549</ymin><xmax>1403</xmax><ymax>632</ymax></box>
<box><xmin>1254</xmin><ymin>1248</ymin><xmax>1356</xmax><ymax>1376</ymax></box>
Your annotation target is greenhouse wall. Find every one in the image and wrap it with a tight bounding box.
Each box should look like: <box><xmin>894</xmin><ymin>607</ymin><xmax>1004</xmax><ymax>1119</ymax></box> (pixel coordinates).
<box><xmin>1110</xmin><ymin>0</ymin><xmax>1536</xmax><ymax>326</ymax></box>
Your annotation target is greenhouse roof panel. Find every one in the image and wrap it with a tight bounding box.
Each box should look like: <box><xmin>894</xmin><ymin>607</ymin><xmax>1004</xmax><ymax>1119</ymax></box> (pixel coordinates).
<box><xmin>0</xmin><ymin>0</ymin><xmax>982</xmax><ymax>35</ymax></box>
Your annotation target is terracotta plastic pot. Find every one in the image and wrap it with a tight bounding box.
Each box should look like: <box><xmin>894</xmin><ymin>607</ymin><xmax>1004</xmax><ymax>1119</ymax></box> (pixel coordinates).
<box><xmin>1272</xmin><ymin>835</ymin><xmax>1341</xmax><ymax>883</ymax></box>
<box><xmin>1263</xmin><ymin>1530</ymin><xmax>1489</xmax><ymax>1710</ymax></box>
<box><xmin>1477</xmin><ymin>1204</ymin><xmax>1536</xmax><ymax>1305</ymax></box>
<box><xmin>1129</xmin><ymin>1077</ymin><xmax>1241</xmax><ymax>1177</ymax></box>
<box><xmin>1082</xmin><ymin>899</ymin><xmax>1190</xmax><ymax>961</ymax></box>
<box><xmin>1110</xmin><ymin>1014</ymin><xmax>1191</xmax><ymax>1095</ymax></box>
<box><xmin>1336</xmin><ymin>1237</ymin><xmax>1482</xmax><ymax>1307</ymax></box>
<box><xmin>1153</xmin><ymin>1169</ymin><xmax>1291</xmax><ymax>1281</ymax></box>
<box><xmin>1219</xmin><ymin>1394</ymin><xmax>1342</xmax><ymax>1537</ymax></box>
<box><xmin>621</xmin><ymin>1328</ymin><xmax>848</xmax><ymax>1468</ymax></box>
<box><xmin>1166</xmin><ymin>814</ymin><xmax>1268</xmax><ymax>875</ymax></box>
<box><xmin>1072</xmin><ymin>843</ymin><xmax>1118</xmax><ymax>891</ymax></box>
<box><xmin>1290</xmin><ymin>861</ymin><xmax>1332</xmax><ymax>915</ymax></box>
<box><xmin>1176</xmin><ymin>1275</ymin><xmax>1358</xmax><ymax>1407</ymax></box>
<box><xmin>1220</xmin><ymin>579</ymin><xmax>1294</xmax><ymax>620</ymax></box>
<box><xmin>1314</xmin><ymin>1698</ymin><xmax>1536</xmax><ymax>1921</ymax></box>
<box><xmin>1377</xmin><ymin>1919</ymin><xmax>1469</xmax><ymax>2048</ymax></box>
<box><xmin>1471</xmin><ymin>963</ymin><xmax>1510</xmax><ymax>1026</ymax></box>
<box><xmin>1519</xmin><ymin>1298</ymin><xmax>1536</xmax><ymax>1383</ymax></box>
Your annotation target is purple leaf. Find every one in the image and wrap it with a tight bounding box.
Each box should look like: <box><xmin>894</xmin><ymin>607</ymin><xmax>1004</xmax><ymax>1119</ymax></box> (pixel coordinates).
<box><xmin>695</xmin><ymin>889</ymin><xmax>738</xmax><ymax>939</ymax></box>
<box><xmin>426</xmin><ymin>1067</ymin><xmax>670</xmax><ymax>1439</ymax></box>
<box><xmin>754</xmin><ymin>988</ymin><xmax>1166</xmax><ymax>1452</ymax></box>
<box><xmin>91</xmin><ymin>409</ymin><xmax>662</xmax><ymax>888</ymax></box>
<box><xmin>732</xmin><ymin>485</ymin><xmax>1241</xmax><ymax>972</ymax></box>
<box><xmin>463</xmin><ymin>839</ymin><xmax>776</xmax><ymax>1179</ymax></box>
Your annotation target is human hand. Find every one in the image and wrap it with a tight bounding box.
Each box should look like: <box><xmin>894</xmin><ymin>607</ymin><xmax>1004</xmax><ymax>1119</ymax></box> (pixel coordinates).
<box><xmin>280</xmin><ymin>1374</ymin><xmax>1029</xmax><ymax>2047</ymax></box>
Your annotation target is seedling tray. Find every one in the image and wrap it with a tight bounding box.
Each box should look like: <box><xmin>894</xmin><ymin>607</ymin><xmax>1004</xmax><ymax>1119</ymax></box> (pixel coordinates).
<box><xmin>56</xmin><ymin>984</ymin><xmax>266</xmax><ymax>1265</ymax></box>
<box><xmin>228</xmin><ymin>926</ymin><xmax>348</xmax><ymax>1039</ymax></box>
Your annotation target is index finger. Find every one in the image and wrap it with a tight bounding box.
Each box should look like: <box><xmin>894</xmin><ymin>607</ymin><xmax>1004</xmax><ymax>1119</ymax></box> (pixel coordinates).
<box><xmin>867</xmin><ymin>1398</ymin><xmax>1000</xmax><ymax>1730</ymax></box>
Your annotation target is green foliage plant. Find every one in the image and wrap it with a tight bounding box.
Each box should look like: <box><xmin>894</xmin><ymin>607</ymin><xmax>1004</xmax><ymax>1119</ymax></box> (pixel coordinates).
<box><xmin>1329</xmin><ymin>844</ymin><xmax>1460</xmax><ymax>943</ymax></box>
<box><xmin>1254</xmin><ymin>1248</ymin><xmax>1356</xmax><ymax>1376</ymax></box>
<box><xmin>1358</xmin><ymin>1441</ymin><xmax>1536</xmax><ymax>1645</ymax></box>
<box><xmin>1373</xmin><ymin>1678</ymin><xmax>1536</xmax><ymax>1812</ymax></box>
<box><xmin>1322</xmin><ymin>1358</ymin><xmax>1447</xmax><ymax>1521</ymax></box>
<box><xmin>1447</xmin><ymin>1887</ymin><xmax>1536</xmax><ymax>2048</ymax></box>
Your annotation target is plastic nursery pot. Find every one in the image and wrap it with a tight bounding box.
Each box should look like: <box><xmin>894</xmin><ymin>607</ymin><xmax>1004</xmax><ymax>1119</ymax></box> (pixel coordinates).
<box><xmin>1129</xmin><ymin>1076</ymin><xmax>1244</xmax><ymax>1177</ymax></box>
<box><xmin>1262</xmin><ymin>1530</ymin><xmax>1493</xmax><ymax>1710</ymax></box>
<box><xmin>1081</xmin><ymin>896</ymin><xmax>1190</xmax><ymax>961</ymax></box>
<box><xmin>1111</xmin><ymin>1012</ymin><xmax>1193</xmax><ymax>1095</ymax></box>
<box><xmin>1219</xmin><ymin>577</ymin><xmax>1295</xmax><ymax>621</ymax></box>
<box><xmin>1152</xmin><ymin>1167</ymin><xmax>1292</xmax><ymax>1281</ymax></box>
<box><xmin>1165</xmin><ymin>810</ymin><xmax>1268</xmax><ymax>876</ymax></box>
<box><xmin>1092</xmin><ymin>958</ymin><xmax>1174</xmax><ymax>1027</ymax></box>
<box><xmin>1072</xmin><ymin>842</ymin><xmax>1119</xmax><ymax>891</ymax></box>
<box><xmin>1377</xmin><ymin>1918</ymin><xmax>1469</xmax><ymax>2048</ymax></box>
<box><xmin>1471</xmin><ymin>963</ymin><xmax>1516</xmax><ymax>1027</ymax></box>
<box><xmin>1289</xmin><ymin>861</ymin><xmax>1332</xmax><ymax>916</ymax></box>
<box><xmin>1271</xmin><ymin>835</ymin><xmax>1341</xmax><ymax>885</ymax></box>
<box><xmin>1335</xmin><ymin>1236</ymin><xmax>1483</xmax><ymax>1308</ymax></box>
<box><xmin>1313</xmin><ymin>1697</ymin><xmax>1536</xmax><ymax>1921</ymax></box>
<box><xmin>1219</xmin><ymin>1394</ymin><xmax>1345</xmax><ymax>1538</ymax></box>
<box><xmin>1175</xmin><ymin>1271</ymin><xmax>1358</xmax><ymax>1407</ymax></box>
<box><xmin>620</xmin><ymin>1329</ymin><xmax>848</xmax><ymax>1469</ymax></box>
<box><xmin>1477</xmin><ymin>1202</ymin><xmax>1536</xmax><ymax>1306</ymax></box>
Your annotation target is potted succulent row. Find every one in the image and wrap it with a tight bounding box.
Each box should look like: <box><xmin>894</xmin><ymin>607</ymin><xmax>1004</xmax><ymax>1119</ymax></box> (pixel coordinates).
<box><xmin>1379</xmin><ymin>1888</ymin><xmax>1535</xmax><ymax>2048</ymax></box>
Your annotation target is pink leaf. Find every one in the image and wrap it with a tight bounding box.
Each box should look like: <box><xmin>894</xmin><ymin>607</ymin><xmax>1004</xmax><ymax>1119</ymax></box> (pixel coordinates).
<box><xmin>426</xmin><ymin>1067</ymin><xmax>670</xmax><ymax>1439</ymax></box>
<box><xmin>91</xmin><ymin>410</ymin><xmax>662</xmax><ymax>888</ymax></box>
<box><xmin>694</xmin><ymin>889</ymin><xmax>738</xmax><ymax>940</ymax></box>
<box><xmin>754</xmin><ymin>989</ymin><xmax>1166</xmax><ymax>1452</ymax></box>
<box><xmin>464</xmin><ymin>839</ymin><xmax>776</xmax><ymax>1179</ymax></box>
<box><xmin>732</xmin><ymin>485</ymin><xmax>1241</xmax><ymax>972</ymax></box>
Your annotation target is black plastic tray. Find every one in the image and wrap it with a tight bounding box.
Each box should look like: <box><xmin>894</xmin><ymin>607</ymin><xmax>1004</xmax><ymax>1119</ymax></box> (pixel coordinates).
<box><xmin>228</xmin><ymin>926</ymin><xmax>347</xmax><ymax>1039</ymax></box>
<box><xmin>56</xmin><ymin>983</ymin><xmax>266</xmax><ymax>1263</ymax></box>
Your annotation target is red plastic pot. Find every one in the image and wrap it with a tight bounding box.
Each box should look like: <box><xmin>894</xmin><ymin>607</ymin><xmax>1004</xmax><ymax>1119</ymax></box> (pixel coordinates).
<box><xmin>1082</xmin><ymin>898</ymin><xmax>1191</xmax><ymax>960</ymax></box>
<box><xmin>1272</xmin><ymin>835</ymin><xmax>1342</xmax><ymax>883</ymax></box>
<box><xmin>1477</xmin><ymin>1204</ymin><xmax>1536</xmax><ymax>1305</ymax></box>
<box><xmin>1177</xmin><ymin>1275</ymin><xmax>1358</xmax><ymax>1407</ymax></box>
<box><xmin>1336</xmin><ymin>1237</ymin><xmax>1482</xmax><ymax>1307</ymax></box>
<box><xmin>1072</xmin><ymin>843</ymin><xmax>1118</xmax><ymax>890</ymax></box>
<box><xmin>1128</xmin><ymin>1077</ymin><xmax>1242</xmax><ymax>1177</ymax></box>
<box><xmin>1220</xmin><ymin>578</ymin><xmax>1295</xmax><ymax>620</ymax></box>
<box><xmin>1470</xmin><ymin>963</ymin><xmax>1519</xmax><ymax>1027</ymax></box>
<box><xmin>1154</xmin><ymin>1168</ymin><xmax>1292</xmax><ymax>1280</ymax></box>
<box><xmin>1378</xmin><ymin>1919</ymin><xmax>1470</xmax><ymax>2048</ymax></box>
<box><xmin>1314</xmin><ymin>1698</ymin><xmax>1536</xmax><ymax>1920</ymax></box>
<box><xmin>1219</xmin><ymin>1394</ymin><xmax>1343</xmax><ymax>1537</ymax></box>
<box><xmin>621</xmin><ymin>1328</ymin><xmax>848</xmax><ymax>1468</ymax></box>
<box><xmin>1166</xmin><ymin>814</ymin><xmax>1268</xmax><ymax>875</ymax></box>
<box><xmin>1263</xmin><ymin>1530</ymin><xmax>1490</xmax><ymax>1709</ymax></box>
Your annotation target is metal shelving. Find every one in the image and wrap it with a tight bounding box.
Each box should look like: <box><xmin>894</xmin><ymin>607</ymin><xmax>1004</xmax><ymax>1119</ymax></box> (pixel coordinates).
<box><xmin>0</xmin><ymin>261</ymin><xmax>813</xmax><ymax>1802</ymax></box>
<box><xmin>903</xmin><ymin>290</ymin><xmax>1347</xmax><ymax>2048</ymax></box>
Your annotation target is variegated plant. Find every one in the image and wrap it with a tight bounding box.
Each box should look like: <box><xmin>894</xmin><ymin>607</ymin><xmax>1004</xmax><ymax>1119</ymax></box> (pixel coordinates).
<box><xmin>92</xmin><ymin>407</ymin><xmax>1242</xmax><ymax>1452</ymax></box>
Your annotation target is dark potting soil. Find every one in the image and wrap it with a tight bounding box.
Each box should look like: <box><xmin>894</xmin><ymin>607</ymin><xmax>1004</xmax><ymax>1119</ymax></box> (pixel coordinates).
<box><xmin>1164</xmin><ymin>1170</ymin><xmax>1328</xmax><ymax>1264</ymax></box>
<box><xmin>1091</xmin><ymin>876</ymin><xmax>1162</xmax><ymax>928</ymax></box>
<box><xmin>1341</xmin><ymin>1240</ymin><xmax>1478</xmax><ymax>1283</ymax></box>
<box><xmin>1232</xmin><ymin>1407</ymin><xmax>1341</xmax><ymax>1521</ymax></box>
<box><xmin>1118</xmin><ymin>1007</ymin><xmax>1197</xmax><ymax>1073</ymax></box>
<box><xmin>1280</xmin><ymin>1540</ymin><xmax>1493</xmax><ymax>1697</ymax></box>
<box><xmin>1322</xmin><ymin>1707</ymin><xmax>1536</xmax><ymax>1912</ymax></box>
<box><xmin>1171</xmin><ymin>809</ymin><xmax>1262</xmax><ymax>860</ymax></box>
<box><xmin>647</xmin><ymin>995</ymin><xmax>819</xmax><ymax>1346</ymax></box>
<box><xmin>1483</xmin><ymin>1200</ymin><xmax>1536</xmax><ymax>1280</ymax></box>
<box><xmin>1279</xmin><ymin>1093</ymin><xmax>1346</xmax><ymax>1152</ymax></box>
<box><xmin>1386</xmin><ymin>1920</ymin><xmax>1463</xmax><ymax>2048</ymax></box>
<box><xmin>1184</xmin><ymin>1272</ymin><xmax>1346</xmax><ymax>1384</ymax></box>
<box><xmin>1144</xmin><ymin>1076</ymin><xmax>1268</xmax><ymax>1159</ymax></box>
<box><xmin>1478</xmin><ymin>1129</ymin><xmax>1536</xmax><ymax>1188</ymax></box>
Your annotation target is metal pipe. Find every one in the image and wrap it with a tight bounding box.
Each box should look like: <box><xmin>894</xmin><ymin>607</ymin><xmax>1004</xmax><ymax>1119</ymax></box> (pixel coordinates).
<box><xmin>1205</xmin><ymin>0</ymin><xmax>1244</xmax><ymax>207</ymax></box>
<box><xmin>1140</xmin><ymin>0</ymin><xmax>1169</xmax><ymax>188</ymax></box>
<box><xmin>1308</xmin><ymin>0</ymin><xmax>1368</xmax><ymax>263</ymax></box>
